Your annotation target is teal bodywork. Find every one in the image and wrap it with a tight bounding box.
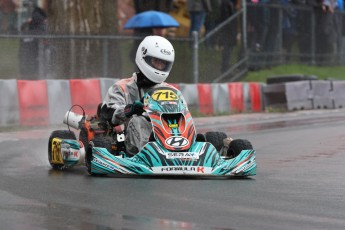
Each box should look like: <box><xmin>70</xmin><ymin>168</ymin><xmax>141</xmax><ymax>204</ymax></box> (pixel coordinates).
<box><xmin>60</xmin><ymin>139</ymin><xmax>82</xmax><ymax>168</ymax></box>
<box><xmin>90</xmin><ymin>142</ymin><xmax>256</xmax><ymax>176</ymax></box>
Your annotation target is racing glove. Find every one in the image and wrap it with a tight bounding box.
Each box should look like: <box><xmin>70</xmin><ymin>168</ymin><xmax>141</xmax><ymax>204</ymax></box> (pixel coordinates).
<box><xmin>99</xmin><ymin>105</ymin><xmax>115</xmax><ymax>124</ymax></box>
<box><xmin>124</xmin><ymin>100</ymin><xmax>145</xmax><ymax>118</ymax></box>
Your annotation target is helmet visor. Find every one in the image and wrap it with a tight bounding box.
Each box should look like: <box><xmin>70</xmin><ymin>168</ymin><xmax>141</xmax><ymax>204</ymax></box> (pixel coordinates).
<box><xmin>144</xmin><ymin>56</ymin><xmax>173</xmax><ymax>72</ymax></box>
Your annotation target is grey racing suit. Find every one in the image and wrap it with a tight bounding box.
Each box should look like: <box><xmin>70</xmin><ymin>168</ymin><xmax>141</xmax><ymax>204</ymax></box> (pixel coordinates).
<box><xmin>102</xmin><ymin>73</ymin><xmax>173</xmax><ymax>155</ymax></box>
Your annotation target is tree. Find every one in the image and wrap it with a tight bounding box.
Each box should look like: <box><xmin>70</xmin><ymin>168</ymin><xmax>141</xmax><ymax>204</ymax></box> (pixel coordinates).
<box><xmin>47</xmin><ymin>0</ymin><xmax>121</xmax><ymax>79</ymax></box>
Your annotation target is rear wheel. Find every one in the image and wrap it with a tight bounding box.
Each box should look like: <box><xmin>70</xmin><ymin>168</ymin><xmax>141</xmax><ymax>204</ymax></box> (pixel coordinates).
<box><xmin>86</xmin><ymin>135</ymin><xmax>113</xmax><ymax>175</ymax></box>
<box><xmin>79</xmin><ymin>127</ymin><xmax>89</xmax><ymax>149</ymax></box>
<box><xmin>205</xmin><ymin>131</ymin><xmax>227</xmax><ymax>151</ymax></box>
<box><xmin>227</xmin><ymin>139</ymin><xmax>253</xmax><ymax>158</ymax></box>
<box><xmin>48</xmin><ymin>130</ymin><xmax>76</xmax><ymax>170</ymax></box>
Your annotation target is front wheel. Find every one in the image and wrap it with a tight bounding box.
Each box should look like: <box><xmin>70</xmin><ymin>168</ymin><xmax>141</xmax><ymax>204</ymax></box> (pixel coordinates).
<box><xmin>227</xmin><ymin>139</ymin><xmax>253</xmax><ymax>159</ymax></box>
<box><xmin>79</xmin><ymin>127</ymin><xmax>89</xmax><ymax>149</ymax></box>
<box><xmin>48</xmin><ymin>130</ymin><xmax>76</xmax><ymax>170</ymax></box>
<box><xmin>85</xmin><ymin>136</ymin><xmax>113</xmax><ymax>175</ymax></box>
<box><xmin>85</xmin><ymin>141</ymin><xmax>94</xmax><ymax>175</ymax></box>
<box><xmin>205</xmin><ymin>131</ymin><xmax>227</xmax><ymax>151</ymax></box>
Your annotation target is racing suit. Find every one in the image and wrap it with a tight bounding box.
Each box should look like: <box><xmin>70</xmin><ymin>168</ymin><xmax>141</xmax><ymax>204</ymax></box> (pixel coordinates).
<box><xmin>102</xmin><ymin>73</ymin><xmax>173</xmax><ymax>155</ymax></box>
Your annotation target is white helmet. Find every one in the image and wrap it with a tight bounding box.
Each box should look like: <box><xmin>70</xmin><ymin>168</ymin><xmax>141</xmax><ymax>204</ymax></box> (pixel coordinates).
<box><xmin>135</xmin><ymin>36</ymin><xmax>175</xmax><ymax>84</ymax></box>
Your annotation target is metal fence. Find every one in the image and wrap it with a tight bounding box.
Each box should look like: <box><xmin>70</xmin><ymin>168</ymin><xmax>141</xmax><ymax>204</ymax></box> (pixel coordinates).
<box><xmin>0</xmin><ymin>2</ymin><xmax>344</xmax><ymax>83</ymax></box>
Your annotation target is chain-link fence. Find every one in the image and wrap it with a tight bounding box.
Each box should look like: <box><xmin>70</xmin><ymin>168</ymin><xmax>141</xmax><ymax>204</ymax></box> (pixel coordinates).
<box><xmin>246</xmin><ymin>3</ymin><xmax>344</xmax><ymax>68</ymax></box>
<box><xmin>0</xmin><ymin>2</ymin><xmax>344</xmax><ymax>83</ymax></box>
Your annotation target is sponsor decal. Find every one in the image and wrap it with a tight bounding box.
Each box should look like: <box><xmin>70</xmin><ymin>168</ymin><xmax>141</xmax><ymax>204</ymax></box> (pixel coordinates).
<box><xmin>234</xmin><ymin>161</ymin><xmax>255</xmax><ymax>174</ymax></box>
<box><xmin>152</xmin><ymin>166</ymin><xmax>212</xmax><ymax>174</ymax></box>
<box><xmin>165</xmin><ymin>136</ymin><xmax>189</xmax><ymax>148</ymax></box>
<box><xmin>93</xmin><ymin>157</ymin><xmax>116</xmax><ymax>171</ymax></box>
<box><xmin>166</xmin><ymin>152</ymin><xmax>199</xmax><ymax>160</ymax></box>
<box><xmin>162</xmin><ymin>101</ymin><xmax>178</xmax><ymax>105</ymax></box>
<box><xmin>161</xmin><ymin>166</ymin><xmax>204</xmax><ymax>172</ymax></box>
<box><xmin>62</xmin><ymin>147</ymin><xmax>79</xmax><ymax>160</ymax></box>
<box><xmin>160</xmin><ymin>49</ymin><xmax>171</xmax><ymax>55</ymax></box>
<box><xmin>168</xmin><ymin>124</ymin><xmax>178</xmax><ymax>128</ymax></box>
<box><xmin>142</xmin><ymin>47</ymin><xmax>147</xmax><ymax>55</ymax></box>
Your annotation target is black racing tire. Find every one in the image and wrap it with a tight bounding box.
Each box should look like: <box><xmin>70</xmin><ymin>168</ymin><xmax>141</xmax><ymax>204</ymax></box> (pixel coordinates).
<box><xmin>85</xmin><ymin>142</ymin><xmax>94</xmax><ymax>175</ymax></box>
<box><xmin>79</xmin><ymin>127</ymin><xmax>89</xmax><ymax>149</ymax></box>
<box><xmin>79</xmin><ymin>127</ymin><xmax>89</xmax><ymax>168</ymax></box>
<box><xmin>227</xmin><ymin>139</ymin><xmax>253</xmax><ymax>158</ymax></box>
<box><xmin>86</xmin><ymin>135</ymin><xmax>113</xmax><ymax>175</ymax></box>
<box><xmin>48</xmin><ymin>130</ymin><xmax>76</xmax><ymax>170</ymax></box>
<box><xmin>266</xmin><ymin>75</ymin><xmax>317</xmax><ymax>84</ymax></box>
<box><xmin>205</xmin><ymin>131</ymin><xmax>227</xmax><ymax>151</ymax></box>
<box><xmin>92</xmin><ymin>135</ymin><xmax>113</xmax><ymax>150</ymax></box>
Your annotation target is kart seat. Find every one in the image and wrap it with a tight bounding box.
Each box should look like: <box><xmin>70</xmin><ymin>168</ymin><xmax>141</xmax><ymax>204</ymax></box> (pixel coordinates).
<box><xmin>196</xmin><ymin>133</ymin><xmax>206</xmax><ymax>142</ymax></box>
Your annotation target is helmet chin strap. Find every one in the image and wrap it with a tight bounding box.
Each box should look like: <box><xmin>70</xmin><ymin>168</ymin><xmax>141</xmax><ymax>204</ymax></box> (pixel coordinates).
<box><xmin>136</xmin><ymin>71</ymin><xmax>157</xmax><ymax>89</ymax></box>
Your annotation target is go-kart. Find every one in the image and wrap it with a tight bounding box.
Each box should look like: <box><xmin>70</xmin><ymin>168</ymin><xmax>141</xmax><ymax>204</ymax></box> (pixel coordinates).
<box><xmin>48</xmin><ymin>86</ymin><xmax>256</xmax><ymax>177</ymax></box>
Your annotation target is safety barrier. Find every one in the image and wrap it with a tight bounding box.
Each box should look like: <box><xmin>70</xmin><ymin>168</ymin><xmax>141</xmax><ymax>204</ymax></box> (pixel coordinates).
<box><xmin>0</xmin><ymin>79</ymin><xmax>19</xmax><ymax>126</ymax></box>
<box><xmin>0</xmin><ymin>78</ymin><xmax>264</xmax><ymax>126</ymax></box>
<box><xmin>332</xmin><ymin>81</ymin><xmax>345</xmax><ymax>109</ymax></box>
<box><xmin>17</xmin><ymin>80</ymin><xmax>49</xmax><ymax>126</ymax></box>
<box><xmin>178</xmin><ymin>82</ymin><xmax>263</xmax><ymax>115</ymax></box>
<box><xmin>47</xmin><ymin>79</ymin><xmax>72</xmax><ymax>125</ymax></box>
<box><xmin>263</xmin><ymin>80</ymin><xmax>345</xmax><ymax>111</ymax></box>
<box><xmin>6</xmin><ymin>77</ymin><xmax>345</xmax><ymax>127</ymax></box>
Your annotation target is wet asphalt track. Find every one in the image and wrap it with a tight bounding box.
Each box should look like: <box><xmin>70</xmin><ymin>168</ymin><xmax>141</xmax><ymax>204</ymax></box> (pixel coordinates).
<box><xmin>1</xmin><ymin>109</ymin><xmax>345</xmax><ymax>230</ymax></box>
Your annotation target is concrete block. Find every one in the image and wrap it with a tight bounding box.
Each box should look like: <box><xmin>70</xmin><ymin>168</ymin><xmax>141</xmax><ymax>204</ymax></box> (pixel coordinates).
<box><xmin>311</xmin><ymin>81</ymin><xmax>333</xmax><ymax>109</ymax></box>
<box><xmin>47</xmin><ymin>79</ymin><xmax>72</xmax><ymax>124</ymax></box>
<box><xmin>0</xmin><ymin>79</ymin><xmax>20</xmax><ymax>125</ymax></box>
<box><xmin>331</xmin><ymin>81</ymin><xmax>345</xmax><ymax>109</ymax></box>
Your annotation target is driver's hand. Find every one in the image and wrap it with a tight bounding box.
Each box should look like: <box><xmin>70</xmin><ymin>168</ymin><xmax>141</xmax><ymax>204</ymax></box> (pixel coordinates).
<box><xmin>124</xmin><ymin>100</ymin><xmax>145</xmax><ymax>117</ymax></box>
<box><xmin>100</xmin><ymin>105</ymin><xmax>115</xmax><ymax>124</ymax></box>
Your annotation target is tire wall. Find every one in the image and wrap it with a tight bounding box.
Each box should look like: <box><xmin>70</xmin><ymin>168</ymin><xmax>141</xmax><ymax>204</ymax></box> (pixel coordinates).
<box><xmin>0</xmin><ymin>78</ymin><xmax>264</xmax><ymax>126</ymax></box>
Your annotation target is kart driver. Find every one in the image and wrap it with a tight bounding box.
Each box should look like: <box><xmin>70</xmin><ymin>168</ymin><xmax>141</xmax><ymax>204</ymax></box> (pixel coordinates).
<box><xmin>100</xmin><ymin>35</ymin><xmax>175</xmax><ymax>156</ymax></box>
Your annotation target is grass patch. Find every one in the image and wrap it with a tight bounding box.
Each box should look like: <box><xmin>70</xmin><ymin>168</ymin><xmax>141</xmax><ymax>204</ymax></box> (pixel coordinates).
<box><xmin>0</xmin><ymin>39</ymin><xmax>20</xmax><ymax>78</ymax></box>
<box><xmin>242</xmin><ymin>64</ymin><xmax>345</xmax><ymax>83</ymax></box>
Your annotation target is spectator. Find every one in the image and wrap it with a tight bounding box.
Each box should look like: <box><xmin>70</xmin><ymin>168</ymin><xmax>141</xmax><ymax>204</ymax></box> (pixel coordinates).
<box><xmin>247</xmin><ymin>0</ymin><xmax>265</xmax><ymax>70</ymax></box>
<box><xmin>18</xmin><ymin>7</ymin><xmax>47</xmax><ymax>79</ymax></box>
<box><xmin>260</xmin><ymin>0</ymin><xmax>280</xmax><ymax>67</ymax></box>
<box><xmin>315</xmin><ymin>0</ymin><xmax>338</xmax><ymax>65</ymax></box>
<box><xmin>281</xmin><ymin>0</ymin><xmax>298</xmax><ymax>61</ymax></box>
<box><xmin>186</xmin><ymin>0</ymin><xmax>212</xmax><ymax>38</ymax></box>
<box><xmin>333</xmin><ymin>0</ymin><xmax>343</xmax><ymax>64</ymax></box>
<box><xmin>295</xmin><ymin>0</ymin><xmax>317</xmax><ymax>64</ymax></box>
<box><xmin>204</xmin><ymin>0</ymin><xmax>221</xmax><ymax>48</ymax></box>
<box><xmin>130</xmin><ymin>0</ymin><xmax>174</xmax><ymax>62</ymax></box>
<box><xmin>133</xmin><ymin>0</ymin><xmax>174</xmax><ymax>13</ymax></box>
<box><xmin>0</xmin><ymin>0</ymin><xmax>18</xmax><ymax>33</ymax></box>
<box><xmin>218</xmin><ymin>0</ymin><xmax>239</xmax><ymax>73</ymax></box>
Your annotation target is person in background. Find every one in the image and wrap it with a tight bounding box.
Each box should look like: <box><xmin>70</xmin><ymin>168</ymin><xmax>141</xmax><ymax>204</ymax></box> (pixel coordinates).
<box><xmin>204</xmin><ymin>0</ymin><xmax>221</xmax><ymax>48</ymax></box>
<box><xmin>0</xmin><ymin>0</ymin><xmax>18</xmax><ymax>34</ymax></box>
<box><xmin>218</xmin><ymin>0</ymin><xmax>239</xmax><ymax>73</ymax></box>
<box><xmin>314</xmin><ymin>0</ymin><xmax>339</xmax><ymax>65</ymax></box>
<box><xmin>129</xmin><ymin>0</ymin><xmax>174</xmax><ymax>63</ymax></box>
<box><xmin>186</xmin><ymin>0</ymin><xmax>212</xmax><ymax>38</ymax></box>
<box><xmin>101</xmin><ymin>35</ymin><xmax>175</xmax><ymax>156</ymax></box>
<box><xmin>18</xmin><ymin>6</ymin><xmax>47</xmax><ymax>79</ymax></box>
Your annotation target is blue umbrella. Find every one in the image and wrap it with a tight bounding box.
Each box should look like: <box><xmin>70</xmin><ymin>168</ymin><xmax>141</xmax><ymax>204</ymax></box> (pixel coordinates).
<box><xmin>124</xmin><ymin>10</ymin><xmax>179</xmax><ymax>29</ymax></box>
